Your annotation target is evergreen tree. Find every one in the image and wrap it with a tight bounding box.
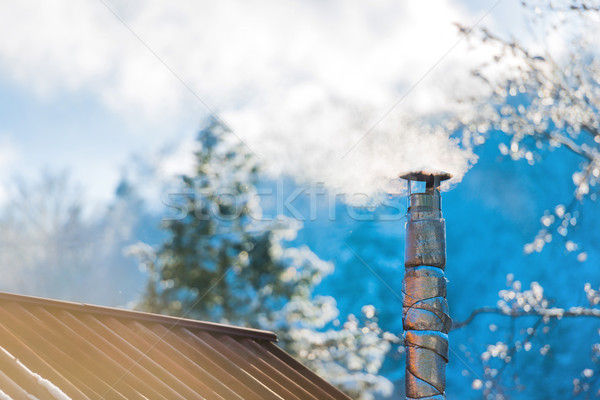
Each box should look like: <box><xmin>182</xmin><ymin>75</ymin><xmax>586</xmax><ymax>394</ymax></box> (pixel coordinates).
<box><xmin>137</xmin><ymin>120</ymin><xmax>323</xmax><ymax>325</ymax></box>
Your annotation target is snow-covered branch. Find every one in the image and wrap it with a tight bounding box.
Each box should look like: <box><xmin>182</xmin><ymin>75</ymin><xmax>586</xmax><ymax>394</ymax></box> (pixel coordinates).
<box><xmin>453</xmin><ymin>306</ymin><xmax>600</xmax><ymax>330</ymax></box>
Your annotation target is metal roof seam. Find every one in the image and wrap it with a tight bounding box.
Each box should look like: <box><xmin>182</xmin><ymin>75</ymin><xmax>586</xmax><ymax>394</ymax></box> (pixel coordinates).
<box><xmin>56</xmin><ymin>310</ymin><xmax>174</xmax><ymax>399</ymax></box>
<box><xmin>147</xmin><ymin>324</ymin><xmax>266</xmax><ymax>400</ymax></box>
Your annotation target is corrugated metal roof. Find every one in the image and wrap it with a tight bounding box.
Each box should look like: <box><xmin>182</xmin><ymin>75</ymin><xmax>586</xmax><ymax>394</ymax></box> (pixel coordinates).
<box><xmin>0</xmin><ymin>292</ymin><xmax>351</xmax><ymax>400</ymax></box>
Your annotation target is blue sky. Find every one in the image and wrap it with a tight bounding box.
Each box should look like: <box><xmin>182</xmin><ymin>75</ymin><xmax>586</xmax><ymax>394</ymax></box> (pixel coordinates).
<box><xmin>0</xmin><ymin>0</ymin><xmax>529</xmax><ymax>207</ymax></box>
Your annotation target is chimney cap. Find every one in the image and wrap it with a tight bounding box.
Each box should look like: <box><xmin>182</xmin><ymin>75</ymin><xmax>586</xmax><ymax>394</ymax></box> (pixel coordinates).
<box><xmin>399</xmin><ymin>170</ymin><xmax>452</xmax><ymax>182</ymax></box>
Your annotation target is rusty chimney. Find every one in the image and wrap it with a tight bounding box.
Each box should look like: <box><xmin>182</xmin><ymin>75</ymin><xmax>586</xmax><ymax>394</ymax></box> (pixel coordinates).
<box><xmin>399</xmin><ymin>170</ymin><xmax>452</xmax><ymax>400</ymax></box>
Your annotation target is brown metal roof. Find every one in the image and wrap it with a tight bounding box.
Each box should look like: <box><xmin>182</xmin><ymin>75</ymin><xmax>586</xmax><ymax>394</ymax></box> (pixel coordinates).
<box><xmin>0</xmin><ymin>292</ymin><xmax>351</xmax><ymax>400</ymax></box>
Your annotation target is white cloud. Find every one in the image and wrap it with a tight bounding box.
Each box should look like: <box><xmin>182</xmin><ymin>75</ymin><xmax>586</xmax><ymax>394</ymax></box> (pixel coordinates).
<box><xmin>0</xmin><ymin>0</ymin><xmax>494</xmax><ymax>199</ymax></box>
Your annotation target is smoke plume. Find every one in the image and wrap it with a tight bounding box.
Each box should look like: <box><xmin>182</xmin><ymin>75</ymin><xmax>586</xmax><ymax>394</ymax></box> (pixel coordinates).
<box><xmin>0</xmin><ymin>0</ymin><xmax>488</xmax><ymax>199</ymax></box>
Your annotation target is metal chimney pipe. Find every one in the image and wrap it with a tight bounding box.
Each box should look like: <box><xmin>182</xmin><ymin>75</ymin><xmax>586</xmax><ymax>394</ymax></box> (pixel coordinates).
<box><xmin>400</xmin><ymin>171</ymin><xmax>452</xmax><ymax>400</ymax></box>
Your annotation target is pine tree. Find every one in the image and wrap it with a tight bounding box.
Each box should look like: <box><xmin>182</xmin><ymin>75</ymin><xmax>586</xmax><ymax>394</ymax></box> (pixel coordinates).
<box><xmin>138</xmin><ymin>120</ymin><xmax>323</xmax><ymax>325</ymax></box>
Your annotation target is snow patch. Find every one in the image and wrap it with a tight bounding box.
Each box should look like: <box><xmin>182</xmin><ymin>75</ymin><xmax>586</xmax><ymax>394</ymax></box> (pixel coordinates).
<box><xmin>0</xmin><ymin>348</ymin><xmax>71</xmax><ymax>400</ymax></box>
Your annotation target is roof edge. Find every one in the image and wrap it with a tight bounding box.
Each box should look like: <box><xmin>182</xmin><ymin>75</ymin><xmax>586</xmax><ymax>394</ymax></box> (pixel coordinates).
<box><xmin>0</xmin><ymin>291</ymin><xmax>278</xmax><ymax>342</ymax></box>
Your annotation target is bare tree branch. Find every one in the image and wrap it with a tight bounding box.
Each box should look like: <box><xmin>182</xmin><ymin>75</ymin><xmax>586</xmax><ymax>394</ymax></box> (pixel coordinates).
<box><xmin>452</xmin><ymin>306</ymin><xmax>600</xmax><ymax>330</ymax></box>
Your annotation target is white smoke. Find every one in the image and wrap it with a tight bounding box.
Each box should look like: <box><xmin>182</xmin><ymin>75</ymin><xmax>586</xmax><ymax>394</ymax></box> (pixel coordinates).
<box><xmin>0</xmin><ymin>0</ymin><xmax>490</xmax><ymax>199</ymax></box>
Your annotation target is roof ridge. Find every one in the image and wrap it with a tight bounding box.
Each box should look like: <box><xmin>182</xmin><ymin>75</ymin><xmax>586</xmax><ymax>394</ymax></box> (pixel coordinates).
<box><xmin>0</xmin><ymin>291</ymin><xmax>277</xmax><ymax>342</ymax></box>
